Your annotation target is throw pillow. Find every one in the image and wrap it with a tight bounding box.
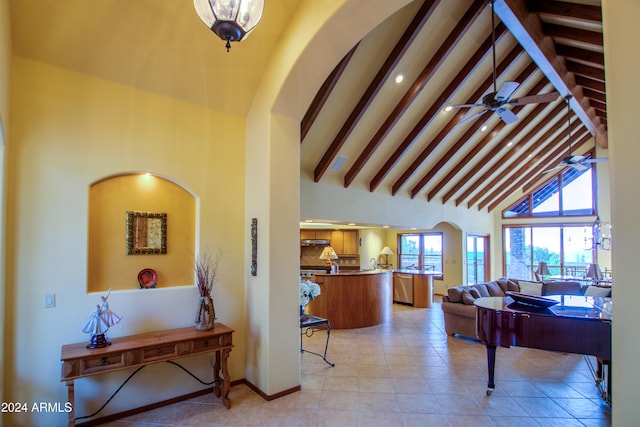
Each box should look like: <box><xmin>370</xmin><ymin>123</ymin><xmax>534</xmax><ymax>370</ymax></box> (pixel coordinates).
<box><xmin>485</xmin><ymin>281</ymin><xmax>504</xmax><ymax>296</ymax></box>
<box><xmin>475</xmin><ymin>284</ymin><xmax>490</xmax><ymax>297</ymax></box>
<box><xmin>518</xmin><ymin>280</ymin><xmax>543</xmax><ymax>296</ymax></box>
<box><xmin>585</xmin><ymin>286</ymin><xmax>612</xmax><ymax>297</ymax></box>
<box><xmin>461</xmin><ymin>289</ymin><xmax>476</xmax><ymax>305</ymax></box>
<box><xmin>468</xmin><ymin>288</ymin><xmax>481</xmax><ymax>299</ymax></box>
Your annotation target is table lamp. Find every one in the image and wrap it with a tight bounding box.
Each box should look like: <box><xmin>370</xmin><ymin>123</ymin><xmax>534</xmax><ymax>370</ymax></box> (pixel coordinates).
<box><xmin>536</xmin><ymin>261</ymin><xmax>550</xmax><ymax>281</ymax></box>
<box><xmin>586</xmin><ymin>263</ymin><xmax>603</xmax><ymax>283</ymax></box>
<box><xmin>319</xmin><ymin>246</ymin><xmax>338</xmax><ymax>273</ymax></box>
<box><xmin>380</xmin><ymin>246</ymin><xmax>394</xmax><ymax>268</ymax></box>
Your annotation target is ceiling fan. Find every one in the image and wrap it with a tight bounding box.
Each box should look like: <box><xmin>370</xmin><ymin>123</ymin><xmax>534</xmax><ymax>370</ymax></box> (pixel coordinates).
<box><xmin>544</xmin><ymin>96</ymin><xmax>608</xmax><ymax>174</ymax></box>
<box><xmin>447</xmin><ymin>0</ymin><xmax>558</xmax><ymax>125</ymax></box>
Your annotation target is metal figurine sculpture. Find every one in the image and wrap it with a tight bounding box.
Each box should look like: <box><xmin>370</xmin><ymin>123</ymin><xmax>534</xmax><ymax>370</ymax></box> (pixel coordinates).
<box><xmin>82</xmin><ymin>289</ymin><xmax>122</xmax><ymax>349</ymax></box>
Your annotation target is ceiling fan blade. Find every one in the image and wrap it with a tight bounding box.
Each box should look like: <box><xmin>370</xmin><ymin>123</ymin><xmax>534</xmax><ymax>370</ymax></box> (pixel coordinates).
<box><xmin>494</xmin><ymin>81</ymin><xmax>519</xmax><ymax>101</ymax></box>
<box><xmin>570</xmin><ymin>162</ymin><xmax>589</xmax><ymax>171</ymax></box>
<box><xmin>497</xmin><ymin>107</ymin><xmax>518</xmax><ymax>124</ymax></box>
<box><xmin>583</xmin><ymin>158</ymin><xmax>609</xmax><ymax>163</ymax></box>
<box><xmin>447</xmin><ymin>102</ymin><xmax>484</xmax><ymax>109</ymax></box>
<box><xmin>509</xmin><ymin>92</ymin><xmax>559</xmax><ymax>106</ymax></box>
<box><xmin>568</xmin><ymin>155</ymin><xmax>586</xmax><ymax>163</ymax></box>
<box><xmin>457</xmin><ymin>109</ymin><xmax>489</xmax><ymax>126</ymax></box>
<box><xmin>543</xmin><ymin>165</ymin><xmax>564</xmax><ymax>174</ymax></box>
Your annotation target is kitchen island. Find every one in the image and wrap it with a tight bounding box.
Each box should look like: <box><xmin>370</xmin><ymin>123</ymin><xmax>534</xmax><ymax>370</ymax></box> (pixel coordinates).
<box><xmin>306</xmin><ymin>270</ymin><xmax>392</xmax><ymax>329</ymax></box>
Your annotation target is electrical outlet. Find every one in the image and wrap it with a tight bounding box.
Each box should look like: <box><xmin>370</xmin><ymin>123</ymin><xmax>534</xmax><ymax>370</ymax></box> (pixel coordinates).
<box><xmin>44</xmin><ymin>293</ymin><xmax>56</xmax><ymax>308</ymax></box>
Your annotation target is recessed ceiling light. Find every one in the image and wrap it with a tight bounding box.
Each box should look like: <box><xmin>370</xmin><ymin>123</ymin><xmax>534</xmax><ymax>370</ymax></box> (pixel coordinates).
<box><xmin>304</xmin><ymin>219</ymin><xmax>313</xmax><ymax>223</ymax></box>
<box><xmin>348</xmin><ymin>223</ymin><xmax>356</xmax><ymax>226</ymax></box>
<box><xmin>507</xmin><ymin>141</ymin><xmax>513</xmax><ymax>147</ymax></box>
<box><xmin>395</xmin><ymin>74</ymin><xmax>404</xmax><ymax>84</ymax></box>
<box><xmin>444</xmin><ymin>106</ymin><xmax>453</xmax><ymax>112</ymax></box>
<box><xmin>382</xmin><ymin>225</ymin><xmax>390</xmax><ymax>229</ymax></box>
<box><xmin>481</xmin><ymin>125</ymin><xmax>488</xmax><ymax>132</ymax></box>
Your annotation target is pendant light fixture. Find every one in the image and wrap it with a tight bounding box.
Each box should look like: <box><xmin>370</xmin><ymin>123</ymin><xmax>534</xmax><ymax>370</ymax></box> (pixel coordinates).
<box><xmin>193</xmin><ymin>0</ymin><xmax>264</xmax><ymax>52</ymax></box>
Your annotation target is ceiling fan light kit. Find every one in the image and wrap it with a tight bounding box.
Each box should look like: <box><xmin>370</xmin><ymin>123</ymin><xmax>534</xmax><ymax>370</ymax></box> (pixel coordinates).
<box><xmin>193</xmin><ymin>0</ymin><xmax>264</xmax><ymax>52</ymax></box>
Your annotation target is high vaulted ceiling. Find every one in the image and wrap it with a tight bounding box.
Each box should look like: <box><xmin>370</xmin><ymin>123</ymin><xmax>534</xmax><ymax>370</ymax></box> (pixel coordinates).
<box><xmin>9</xmin><ymin>0</ymin><xmax>607</xmax><ymax>214</ymax></box>
<box><xmin>301</xmin><ymin>0</ymin><xmax>607</xmax><ymax>213</ymax></box>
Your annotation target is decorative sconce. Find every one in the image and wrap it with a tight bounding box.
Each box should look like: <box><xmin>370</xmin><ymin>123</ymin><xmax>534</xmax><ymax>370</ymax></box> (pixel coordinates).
<box><xmin>585</xmin><ymin>216</ymin><xmax>612</xmax><ymax>251</ymax></box>
<box><xmin>193</xmin><ymin>0</ymin><xmax>264</xmax><ymax>52</ymax></box>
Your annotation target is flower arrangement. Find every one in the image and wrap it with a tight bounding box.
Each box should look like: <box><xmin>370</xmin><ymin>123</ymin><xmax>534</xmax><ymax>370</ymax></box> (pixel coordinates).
<box><xmin>299</xmin><ymin>280</ymin><xmax>321</xmax><ymax>307</ymax></box>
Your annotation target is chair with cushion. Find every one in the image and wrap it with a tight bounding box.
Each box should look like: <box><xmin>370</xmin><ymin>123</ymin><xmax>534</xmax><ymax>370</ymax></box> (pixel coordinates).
<box><xmin>543</xmin><ymin>280</ymin><xmax>582</xmax><ymax>295</ymax></box>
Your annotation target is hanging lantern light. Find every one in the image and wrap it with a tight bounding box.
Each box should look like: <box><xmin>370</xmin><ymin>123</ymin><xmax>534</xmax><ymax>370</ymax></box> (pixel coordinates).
<box><xmin>193</xmin><ymin>0</ymin><xmax>264</xmax><ymax>52</ymax></box>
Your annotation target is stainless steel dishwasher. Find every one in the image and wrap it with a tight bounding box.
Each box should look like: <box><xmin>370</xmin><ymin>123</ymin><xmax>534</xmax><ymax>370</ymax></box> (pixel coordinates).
<box><xmin>393</xmin><ymin>273</ymin><xmax>413</xmax><ymax>305</ymax></box>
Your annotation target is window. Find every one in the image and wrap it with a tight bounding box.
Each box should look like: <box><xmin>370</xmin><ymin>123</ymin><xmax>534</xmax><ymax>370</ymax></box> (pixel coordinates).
<box><xmin>467</xmin><ymin>234</ymin><xmax>489</xmax><ymax>285</ymax></box>
<box><xmin>503</xmin><ymin>152</ymin><xmax>596</xmax><ymax>218</ymax></box>
<box><xmin>398</xmin><ymin>232</ymin><xmax>443</xmax><ymax>276</ymax></box>
<box><xmin>504</xmin><ymin>225</ymin><xmax>594</xmax><ymax>280</ymax></box>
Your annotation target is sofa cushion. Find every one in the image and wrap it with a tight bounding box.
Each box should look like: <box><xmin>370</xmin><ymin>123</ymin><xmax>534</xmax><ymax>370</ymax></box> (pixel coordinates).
<box><xmin>584</xmin><ymin>286</ymin><xmax>612</xmax><ymax>297</ymax></box>
<box><xmin>485</xmin><ymin>281</ymin><xmax>505</xmax><ymax>297</ymax></box>
<box><xmin>461</xmin><ymin>289</ymin><xmax>476</xmax><ymax>305</ymax></box>
<box><xmin>518</xmin><ymin>280</ymin><xmax>543</xmax><ymax>296</ymax></box>
<box><xmin>447</xmin><ymin>286</ymin><xmax>466</xmax><ymax>303</ymax></box>
<box><xmin>475</xmin><ymin>283</ymin><xmax>490</xmax><ymax>297</ymax></box>
<box><xmin>506</xmin><ymin>278</ymin><xmax>520</xmax><ymax>292</ymax></box>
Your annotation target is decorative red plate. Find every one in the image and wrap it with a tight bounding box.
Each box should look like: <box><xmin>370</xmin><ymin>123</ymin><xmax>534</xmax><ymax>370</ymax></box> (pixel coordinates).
<box><xmin>138</xmin><ymin>268</ymin><xmax>157</xmax><ymax>289</ymax></box>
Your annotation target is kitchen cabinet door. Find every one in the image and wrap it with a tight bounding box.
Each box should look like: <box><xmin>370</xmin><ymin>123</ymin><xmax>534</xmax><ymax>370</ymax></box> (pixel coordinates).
<box><xmin>315</xmin><ymin>230</ymin><xmax>332</xmax><ymax>240</ymax></box>
<box><xmin>330</xmin><ymin>231</ymin><xmax>344</xmax><ymax>254</ymax></box>
<box><xmin>343</xmin><ymin>230</ymin><xmax>358</xmax><ymax>255</ymax></box>
<box><xmin>300</xmin><ymin>230</ymin><xmax>316</xmax><ymax>240</ymax></box>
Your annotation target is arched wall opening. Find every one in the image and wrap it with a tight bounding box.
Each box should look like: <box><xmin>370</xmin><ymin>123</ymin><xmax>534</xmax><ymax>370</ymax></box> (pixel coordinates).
<box><xmin>88</xmin><ymin>173</ymin><xmax>197</xmax><ymax>293</ymax></box>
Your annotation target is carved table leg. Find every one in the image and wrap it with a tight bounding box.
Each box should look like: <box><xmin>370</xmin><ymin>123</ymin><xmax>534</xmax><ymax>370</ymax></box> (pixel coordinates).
<box><xmin>66</xmin><ymin>380</ymin><xmax>75</xmax><ymax>427</ymax></box>
<box><xmin>220</xmin><ymin>348</ymin><xmax>231</xmax><ymax>408</ymax></box>
<box><xmin>486</xmin><ymin>345</ymin><xmax>496</xmax><ymax>395</ymax></box>
<box><xmin>213</xmin><ymin>349</ymin><xmax>222</xmax><ymax>398</ymax></box>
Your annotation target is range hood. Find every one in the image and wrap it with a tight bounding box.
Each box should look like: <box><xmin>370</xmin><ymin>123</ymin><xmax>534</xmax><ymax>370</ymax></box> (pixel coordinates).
<box><xmin>300</xmin><ymin>239</ymin><xmax>330</xmax><ymax>246</ymax></box>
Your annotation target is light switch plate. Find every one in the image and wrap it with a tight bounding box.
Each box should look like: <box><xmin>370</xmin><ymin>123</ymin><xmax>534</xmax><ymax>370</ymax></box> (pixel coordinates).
<box><xmin>45</xmin><ymin>293</ymin><xmax>55</xmax><ymax>308</ymax></box>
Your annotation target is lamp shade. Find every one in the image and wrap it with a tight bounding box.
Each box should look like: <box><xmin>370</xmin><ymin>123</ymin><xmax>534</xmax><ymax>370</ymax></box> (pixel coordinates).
<box><xmin>319</xmin><ymin>246</ymin><xmax>338</xmax><ymax>260</ymax></box>
<box><xmin>536</xmin><ymin>262</ymin><xmax>550</xmax><ymax>276</ymax></box>
<box><xmin>194</xmin><ymin>0</ymin><xmax>264</xmax><ymax>50</ymax></box>
<box><xmin>586</xmin><ymin>263</ymin><xmax>603</xmax><ymax>280</ymax></box>
<box><xmin>380</xmin><ymin>246</ymin><xmax>394</xmax><ymax>256</ymax></box>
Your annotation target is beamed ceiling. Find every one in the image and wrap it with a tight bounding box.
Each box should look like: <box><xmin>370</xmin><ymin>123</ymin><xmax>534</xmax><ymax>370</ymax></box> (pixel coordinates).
<box><xmin>301</xmin><ymin>0</ymin><xmax>606</xmax><ymax>213</ymax></box>
<box><xmin>9</xmin><ymin>0</ymin><xmax>606</xmax><ymax>215</ymax></box>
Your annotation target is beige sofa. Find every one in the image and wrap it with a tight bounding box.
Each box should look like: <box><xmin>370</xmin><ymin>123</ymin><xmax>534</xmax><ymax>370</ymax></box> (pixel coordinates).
<box><xmin>441</xmin><ymin>277</ymin><xmax>584</xmax><ymax>339</ymax></box>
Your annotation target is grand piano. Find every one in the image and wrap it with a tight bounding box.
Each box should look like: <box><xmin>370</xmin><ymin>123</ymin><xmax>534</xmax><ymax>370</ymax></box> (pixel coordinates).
<box><xmin>475</xmin><ymin>293</ymin><xmax>612</xmax><ymax>404</ymax></box>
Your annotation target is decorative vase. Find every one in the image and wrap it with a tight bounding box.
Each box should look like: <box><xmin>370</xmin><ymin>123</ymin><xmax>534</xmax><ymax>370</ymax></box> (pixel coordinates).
<box><xmin>195</xmin><ymin>295</ymin><xmax>216</xmax><ymax>331</ymax></box>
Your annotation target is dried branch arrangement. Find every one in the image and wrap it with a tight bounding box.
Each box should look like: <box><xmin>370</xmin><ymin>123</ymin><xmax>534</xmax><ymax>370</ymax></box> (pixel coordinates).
<box><xmin>195</xmin><ymin>249</ymin><xmax>222</xmax><ymax>297</ymax></box>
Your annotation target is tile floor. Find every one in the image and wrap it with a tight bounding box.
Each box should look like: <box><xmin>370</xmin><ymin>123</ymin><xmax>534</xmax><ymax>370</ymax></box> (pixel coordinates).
<box><xmin>103</xmin><ymin>302</ymin><xmax>611</xmax><ymax>426</ymax></box>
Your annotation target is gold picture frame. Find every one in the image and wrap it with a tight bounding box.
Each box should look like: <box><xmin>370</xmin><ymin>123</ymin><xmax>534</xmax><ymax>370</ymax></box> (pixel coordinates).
<box><xmin>126</xmin><ymin>211</ymin><xmax>167</xmax><ymax>255</ymax></box>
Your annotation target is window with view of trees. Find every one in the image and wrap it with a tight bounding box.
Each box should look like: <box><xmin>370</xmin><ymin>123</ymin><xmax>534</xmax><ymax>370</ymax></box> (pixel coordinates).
<box><xmin>504</xmin><ymin>225</ymin><xmax>594</xmax><ymax>280</ymax></box>
<box><xmin>467</xmin><ymin>234</ymin><xmax>489</xmax><ymax>285</ymax></box>
<box><xmin>398</xmin><ymin>233</ymin><xmax>443</xmax><ymax>276</ymax></box>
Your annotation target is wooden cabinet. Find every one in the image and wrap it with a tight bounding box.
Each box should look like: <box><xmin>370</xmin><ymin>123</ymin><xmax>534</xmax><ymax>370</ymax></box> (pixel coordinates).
<box><xmin>342</xmin><ymin>230</ymin><xmax>358</xmax><ymax>254</ymax></box>
<box><xmin>300</xmin><ymin>230</ymin><xmax>331</xmax><ymax>240</ymax></box>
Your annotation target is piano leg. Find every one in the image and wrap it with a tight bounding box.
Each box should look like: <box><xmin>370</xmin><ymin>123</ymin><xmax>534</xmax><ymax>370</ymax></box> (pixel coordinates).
<box><xmin>486</xmin><ymin>344</ymin><xmax>496</xmax><ymax>395</ymax></box>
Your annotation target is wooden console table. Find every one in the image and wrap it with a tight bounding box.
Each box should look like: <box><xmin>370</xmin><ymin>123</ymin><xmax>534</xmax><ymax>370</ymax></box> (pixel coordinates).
<box><xmin>60</xmin><ymin>324</ymin><xmax>233</xmax><ymax>426</ymax></box>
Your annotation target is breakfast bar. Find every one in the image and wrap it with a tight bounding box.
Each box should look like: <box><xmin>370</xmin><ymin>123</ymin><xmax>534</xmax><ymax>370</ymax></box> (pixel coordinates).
<box><xmin>306</xmin><ymin>270</ymin><xmax>392</xmax><ymax>329</ymax></box>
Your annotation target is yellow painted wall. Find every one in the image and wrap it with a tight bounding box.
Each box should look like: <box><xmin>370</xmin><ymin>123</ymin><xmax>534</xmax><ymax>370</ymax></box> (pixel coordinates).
<box><xmin>5</xmin><ymin>58</ymin><xmax>246</xmax><ymax>425</ymax></box>
<box><xmin>88</xmin><ymin>174</ymin><xmax>196</xmax><ymax>292</ymax></box>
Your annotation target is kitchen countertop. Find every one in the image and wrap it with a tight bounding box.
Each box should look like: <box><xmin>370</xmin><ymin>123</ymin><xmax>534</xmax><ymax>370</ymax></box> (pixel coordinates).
<box><xmin>313</xmin><ymin>269</ymin><xmax>393</xmax><ymax>276</ymax></box>
<box><xmin>394</xmin><ymin>269</ymin><xmax>442</xmax><ymax>275</ymax></box>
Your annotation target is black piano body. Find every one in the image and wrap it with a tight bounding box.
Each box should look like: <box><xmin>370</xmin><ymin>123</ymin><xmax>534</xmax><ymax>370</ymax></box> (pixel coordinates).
<box><xmin>475</xmin><ymin>294</ymin><xmax>612</xmax><ymax>403</ymax></box>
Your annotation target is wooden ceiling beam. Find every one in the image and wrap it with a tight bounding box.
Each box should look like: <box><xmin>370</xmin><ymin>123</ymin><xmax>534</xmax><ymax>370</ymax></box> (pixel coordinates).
<box><xmin>482</xmin><ymin>129</ymin><xmax>590</xmax><ymax>211</ymax></box>
<box><xmin>459</xmin><ymin>104</ymin><xmax>567</xmax><ymax>207</ymax></box>
<box><xmin>542</xmin><ymin>23</ymin><xmax>603</xmax><ymax>50</ymax></box>
<box><xmin>393</xmin><ymin>43</ymin><xmax>523</xmax><ymax>196</ymax></box>
<box><xmin>301</xmin><ymin>44</ymin><xmax>358</xmax><ymax>143</ymax></box>
<box><xmin>555</xmin><ymin>44</ymin><xmax>604</xmax><ymax>68</ymax></box>
<box><xmin>368</xmin><ymin>23</ymin><xmax>509</xmax><ymax>193</ymax></box>
<box><xmin>566</xmin><ymin>60</ymin><xmax>605</xmax><ymax>82</ymax></box>
<box><xmin>312</xmin><ymin>0</ymin><xmax>441</xmax><ymax>183</ymax></box>
<box><xmin>493</xmin><ymin>0</ymin><xmax>607</xmax><ymax>147</ymax></box>
<box><xmin>527</xmin><ymin>0</ymin><xmax>602</xmax><ymax>26</ymax></box>
<box><xmin>343</xmin><ymin>0</ymin><xmax>486</xmax><ymax>188</ymax></box>
<box><xmin>575</xmin><ymin>75</ymin><xmax>605</xmax><ymax>94</ymax></box>
<box><xmin>582</xmin><ymin>88</ymin><xmax>606</xmax><ymax>104</ymax></box>
<box><xmin>428</xmin><ymin>68</ymin><xmax>546</xmax><ymax>203</ymax></box>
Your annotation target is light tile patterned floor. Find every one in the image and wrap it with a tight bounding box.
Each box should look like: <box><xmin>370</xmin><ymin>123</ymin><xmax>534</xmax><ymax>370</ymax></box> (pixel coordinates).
<box><xmin>103</xmin><ymin>302</ymin><xmax>611</xmax><ymax>426</ymax></box>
